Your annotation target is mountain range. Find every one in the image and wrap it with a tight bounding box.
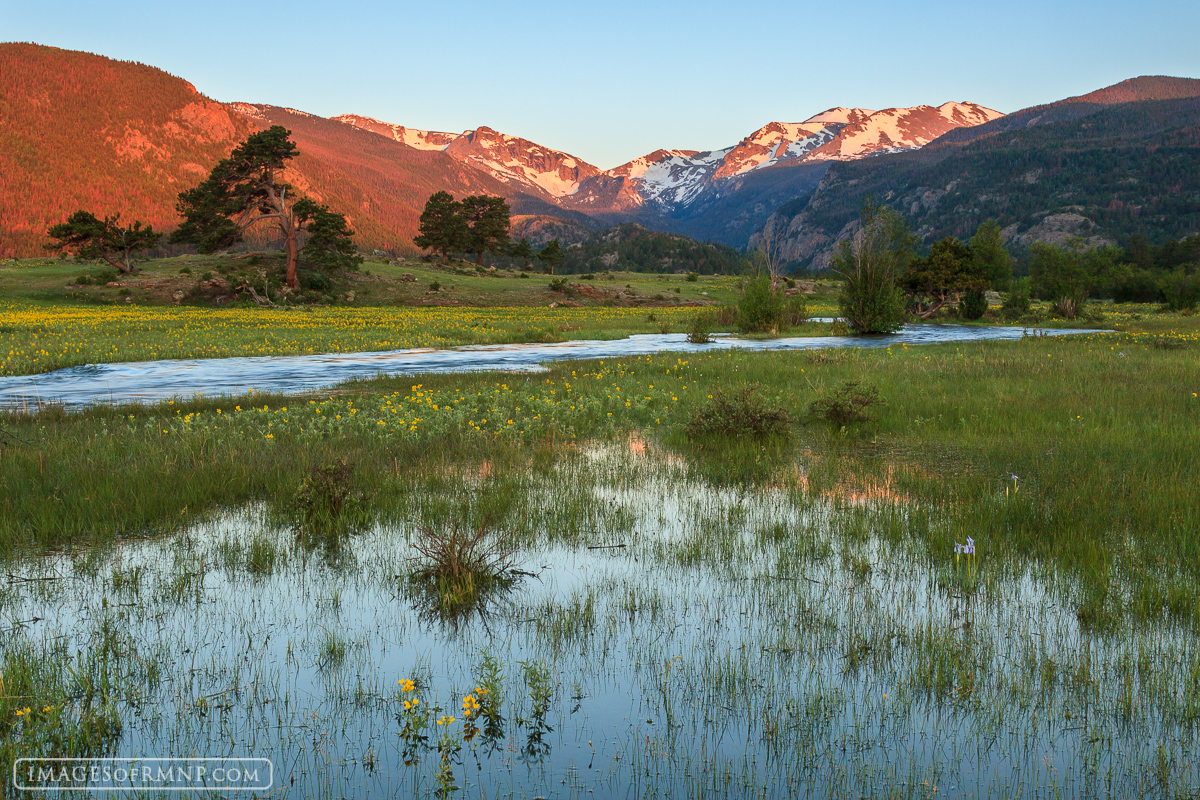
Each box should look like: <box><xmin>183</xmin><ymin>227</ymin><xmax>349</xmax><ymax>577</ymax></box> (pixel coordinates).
<box><xmin>751</xmin><ymin>77</ymin><xmax>1200</xmax><ymax>268</ymax></box>
<box><xmin>2</xmin><ymin>42</ymin><xmax>1198</xmax><ymax>265</ymax></box>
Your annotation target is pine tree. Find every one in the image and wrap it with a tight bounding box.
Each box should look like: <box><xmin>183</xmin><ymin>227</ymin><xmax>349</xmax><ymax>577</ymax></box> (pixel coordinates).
<box><xmin>509</xmin><ymin>239</ymin><xmax>534</xmax><ymax>269</ymax></box>
<box><xmin>461</xmin><ymin>195</ymin><xmax>511</xmax><ymax>266</ymax></box>
<box><xmin>295</xmin><ymin>199</ymin><xmax>362</xmax><ymax>273</ymax></box>
<box><xmin>413</xmin><ymin>191</ymin><xmax>465</xmax><ymax>265</ymax></box>
<box><xmin>171</xmin><ymin>126</ymin><xmax>317</xmax><ymax>288</ymax></box>
<box><xmin>46</xmin><ymin>210</ymin><xmax>161</xmax><ymax>273</ymax></box>
<box><xmin>537</xmin><ymin>239</ymin><xmax>564</xmax><ymax>275</ymax></box>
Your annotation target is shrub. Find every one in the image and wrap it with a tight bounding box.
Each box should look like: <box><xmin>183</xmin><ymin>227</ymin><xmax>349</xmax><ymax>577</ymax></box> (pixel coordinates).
<box><xmin>292</xmin><ymin>459</ymin><xmax>366</xmax><ymax>548</ymax></box>
<box><xmin>548</xmin><ymin>278</ymin><xmax>568</xmax><ymax>292</ymax></box>
<box><xmin>737</xmin><ymin>274</ymin><xmax>784</xmax><ymax>333</ymax></box>
<box><xmin>687</xmin><ymin>313</ymin><xmax>713</xmax><ymax>344</ymax></box>
<box><xmin>1030</xmin><ymin>243</ymin><xmax>1088</xmax><ymax>318</ymax></box>
<box><xmin>833</xmin><ymin>202</ymin><xmax>911</xmax><ymax>334</ymax></box>
<box><xmin>1001</xmin><ymin>286</ymin><xmax>1031</xmax><ymax>319</ymax></box>
<box><xmin>808</xmin><ymin>382</ymin><xmax>883</xmax><ymax>430</ymax></box>
<box><xmin>958</xmin><ymin>289</ymin><xmax>988</xmax><ymax>320</ymax></box>
<box><xmin>429</xmin><ymin>280</ymin><xmax>441</xmax><ymax>292</ymax></box>
<box><xmin>785</xmin><ymin>294</ymin><xmax>809</xmax><ymax>327</ymax></box>
<box><xmin>686</xmin><ymin>386</ymin><xmax>792</xmax><ymax>439</ymax></box>
<box><xmin>686</xmin><ymin>272</ymin><xmax>698</xmax><ymax>282</ymax></box>
<box><xmin>300</xmin><ymin>271</ymin><xmax>334</xmax><ymax>292</ymax></box>
<box><xmin>1161</xmin><ymin>270</ymin><xmax>1200</xmax><ymax>311</ymax></box>
<box><xmin>408</xmin><ymin>518</ymin><xmax>516</xmax><ymax>616</ymax></box>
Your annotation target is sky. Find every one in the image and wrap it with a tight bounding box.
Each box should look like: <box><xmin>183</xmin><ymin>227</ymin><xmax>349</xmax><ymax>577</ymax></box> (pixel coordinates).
<box><xmin>3</xmin><ymin>0</ymin><xmax>1199</xmax><ymax>170</ymax></box>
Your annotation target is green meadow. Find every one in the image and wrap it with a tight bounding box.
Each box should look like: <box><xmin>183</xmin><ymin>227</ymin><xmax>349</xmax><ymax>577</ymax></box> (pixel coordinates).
<box><xmin>2</xmin><ymin>309</ymin><xmax>1199</xmax><ymax>796</ymax></box>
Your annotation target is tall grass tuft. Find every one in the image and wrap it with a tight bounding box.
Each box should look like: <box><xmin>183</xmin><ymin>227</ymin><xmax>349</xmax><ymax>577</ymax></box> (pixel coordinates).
<box><xmin>407</xmin><ymin>517</ymin><xmax>517</xmax><ymax>617</ymax></box>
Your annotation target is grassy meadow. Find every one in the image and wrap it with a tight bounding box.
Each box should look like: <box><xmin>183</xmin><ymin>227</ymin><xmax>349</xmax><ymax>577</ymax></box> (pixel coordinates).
<box><xmin>1</xmin><ymin>259</ymin><xmax>1199</xmax><ymax>796</ymax></box>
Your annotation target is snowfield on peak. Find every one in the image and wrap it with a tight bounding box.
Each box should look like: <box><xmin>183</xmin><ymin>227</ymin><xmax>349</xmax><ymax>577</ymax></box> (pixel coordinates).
<box><xmin>805</xmin><ymin>102</ymin><xmax>1003</xmax><ymax>161</ymax></box>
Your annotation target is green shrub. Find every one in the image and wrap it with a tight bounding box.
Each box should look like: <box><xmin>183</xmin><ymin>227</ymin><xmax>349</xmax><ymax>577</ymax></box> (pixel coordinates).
<box><xmin>548</xmin><ymin>278</ymin><xmax>567</xmax><ymax>292</ymax></box>
<box><xmin>808</xmin><ymin>382</ymin><xmax>883</xmax><ymax>430</ymax></box>
<box><xmin>785</xmin><ymin>294</ymin><xmax>809</xmax><ymax>327</ymax></box>
<box><xmin>958</xmin><ymin>289</ymin><xmax>988</xmax><ymax>320</ymax></box>
<box><xmin>687</xmin><ymin>313</ymin><xmax>713</xmax><ymax>344</ymax></box>
<box><xmin>686</xmin><ymin>272</ymin><xmax>698</xmax><ymax>282</ymax></box>
<box><xmin>429</xmin><ymin>280</ymin><xmax>442</xmax><ymax>292</ymax></box>
<box><xmin>1160</xmin><ymin>270</ymin><xmax>1200</xmax><ymax>311</ymax></box>
<box><xmin>686</xmin><ymin>386</ymin><xmax>792</xmax><ymax>439</ymax></box>
<box><xmin>737</xmin><ymin>274</ymin><xmax>784</xmax><ymax>333</ymax></box>
<box><xmin>832</xmin><ymin>203</ymin><xmax>910</xmax><ymax>334</ymax></box>
<box><xmin>1001</xmin><ymin>286</ymin><xmax>1031</xmax><ymax>319</ymax></box>
<box><xmin>300</xmin><ymin>271</ymin><xmax>334</xmax><ymax>292</ymax></box>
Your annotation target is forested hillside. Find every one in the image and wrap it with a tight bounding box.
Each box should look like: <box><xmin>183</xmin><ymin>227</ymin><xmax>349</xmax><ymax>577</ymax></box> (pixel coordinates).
<box><xmin>755</xmin><ymin>93</ymin><xmax>1200</xmax><ymax>269</ymax></box>
<box><xmin>560</xmin><ymin>224</ymin><xmax>746</xmax><ymax>274</ymax></box>
<box><xmin>0</xmin><ymin>43</ymin><xmax>253</xmax><ymax>256</ymax></box>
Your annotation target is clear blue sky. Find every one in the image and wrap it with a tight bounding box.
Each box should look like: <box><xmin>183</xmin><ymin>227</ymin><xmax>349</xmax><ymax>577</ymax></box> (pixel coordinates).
<box><xmin>4</xmin><ymin>0</ymin><xmax>1198</xmax><ymax>169</ymax></box>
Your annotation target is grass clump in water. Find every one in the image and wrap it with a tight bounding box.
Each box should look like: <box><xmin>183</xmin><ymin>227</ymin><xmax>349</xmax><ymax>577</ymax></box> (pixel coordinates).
<box><xmin>808</xmin><ymin>381</ymin><xmax>882</xmax><ymax>430</ymax></box>
<box><xmin>290</xmin><ymin>459</ymin><xmax>367</xmax><ymax>551</ymax></box>
<box><xmin>408</xmin><ymin>517</ymin><xmax>517</xmax><ymax>617</ymax></box>
<box><xmin>685</xmin><ymin>385</ymin><xmax>791</xmax><ymax>439</ymax></box>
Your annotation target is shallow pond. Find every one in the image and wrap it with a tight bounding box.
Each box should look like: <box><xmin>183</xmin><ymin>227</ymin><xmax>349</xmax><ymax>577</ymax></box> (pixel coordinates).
<box><xmin>3</xmin><ymin>441</ymin><xmax>1193</xmax><ymax>798</ymax></box>
<box><xmin>0</xmin><ymin>325</ymin><xmax>1103</xmax><ymax>409</ymax></box>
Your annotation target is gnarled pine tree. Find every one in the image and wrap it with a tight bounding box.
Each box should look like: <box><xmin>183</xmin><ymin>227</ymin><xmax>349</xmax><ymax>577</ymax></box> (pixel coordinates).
<box><xmin>171</xmin><ymin>126</ymin><xmax>319</xmax><ymax>288</ymax></box>
<box><xmin>46</xmin><ymin>211</ymin><xmax>161</xmax><ymax>274</ymax></box>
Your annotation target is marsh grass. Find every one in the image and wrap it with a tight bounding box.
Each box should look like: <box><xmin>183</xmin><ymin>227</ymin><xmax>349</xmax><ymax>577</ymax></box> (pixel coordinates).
<box><xmin>407</xmin><ymin>517</ymin><xmax>518</xmax><ymax>618</ymax></box>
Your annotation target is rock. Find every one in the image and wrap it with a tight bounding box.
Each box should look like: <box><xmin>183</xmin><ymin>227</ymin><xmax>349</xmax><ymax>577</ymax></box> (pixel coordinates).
<box><xmin>124</xmin><ymin>296</ymin><xmax>132</xmax><ymax>304</ymax></box>
<box><xmin>345</xmin><ymin>291</ymin><xmax>356</xmax><ymax>302</ymax></box>
<box><xmin>172</xmin><ymin>291</ymin><xmax>185</xmax><ymax>304</ymax></box>
<box><xmin>106</xmin><ymin>282</ymin><xmax>121</xmax><ymax>288</ymax></box>
<box><xmin>400</xmin><ymin>273</ymin><xmax>416</xmax><ymax>283</ymax></box>
<box><xmin>548</xmin><ymin>302</ymin><xmax>559</xmax><ymax>309</ymax></box>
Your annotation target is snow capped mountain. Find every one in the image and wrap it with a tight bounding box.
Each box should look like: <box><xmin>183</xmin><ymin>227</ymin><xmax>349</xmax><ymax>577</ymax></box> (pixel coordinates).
<box><xmin>802</xmin><ymin>107</ymin><xmax>876</xmax><ymax>125</ymax></box>
<box><xmin>804</xmin><ymin>102</ymin><xmax>1004</xmax><ymax>161</ymax></box>
<box><xmin>329</xmin><ymin>100</ymin><xmax>1001</xmax><ymax>216</ymax></box>
<box><xmin>332</xmin><ymin>116</ymin><xmax>601</xmax><ymax>198</ymax></box>
<box><xmin>442</xmin><ymin>127</ymin><xmax>601</xmax><ymax>198</ymax></box>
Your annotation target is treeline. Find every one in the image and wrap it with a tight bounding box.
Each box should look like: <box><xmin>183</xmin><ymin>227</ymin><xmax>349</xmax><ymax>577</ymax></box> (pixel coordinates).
<box><xmin>1024</xmin><ymin>235</ymin><xmax>1200</xmax><ymax>308</ymax></box>
<box><xmin>831</xmin><ymin>203</ymin><xmax>1199</xmax><ymax>334</ymax></box>
<box><xmin>559</xmin><ymin>224</ymin><xmax>745</xmax><ymax>275</ymax></box>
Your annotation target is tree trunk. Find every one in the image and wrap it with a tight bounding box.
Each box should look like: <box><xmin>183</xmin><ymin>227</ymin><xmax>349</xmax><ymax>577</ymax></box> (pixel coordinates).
<box><xmin>442</xmin><ymin>251</ymin><xmax>449</xmax><ymax>265</ymax></box>
<box><xmin>285</xmin><ymin>221</ymin><xmax>299</xmax><ymax>288</ymax></box>
<box><xmin>103</xmin><ymin>254</ymin><xmax>132</xmax><ymax>274</ymax></box>
<box><xmin>477</xmin><ymin>250</ymin><xmax>484</xmax><ymax>266</ymax></box>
